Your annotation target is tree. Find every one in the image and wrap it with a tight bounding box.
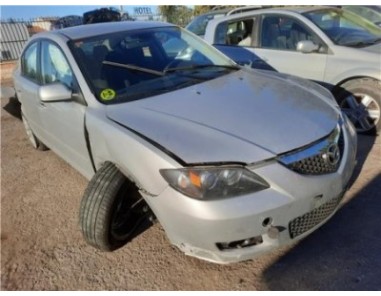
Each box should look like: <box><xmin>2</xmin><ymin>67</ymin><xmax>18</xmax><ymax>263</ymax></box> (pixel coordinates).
<box><xmin>193</xmin><ymin>5</ymin><xmax>242</xmax><ymax>16</ymax></box>
<box><xmin>193</xmin><ymin>6</ymin><xmax>215</xmax><ymax>16</ymax></box>
<box><xmin>158</xmin><ymin>5</ymin><xmax>193</xmax><ymax>27</ymax></box>
<box><xmin>157</xmin><ymin>5</ymin><xmax>178</xmax><ymax>24</ymax></box>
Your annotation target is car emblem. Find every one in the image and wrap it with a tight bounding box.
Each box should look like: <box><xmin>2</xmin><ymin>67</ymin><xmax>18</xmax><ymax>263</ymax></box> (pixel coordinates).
<box><xmin>323</xmin><ymin>143</ymin><xmax>340</xmax><ymax>166</ymax></box>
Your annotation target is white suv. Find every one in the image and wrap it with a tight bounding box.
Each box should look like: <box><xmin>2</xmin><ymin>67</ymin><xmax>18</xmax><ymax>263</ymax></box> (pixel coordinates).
<box><xmin>204</xmin><ymin>6</ymin><xmax>381</xmax><ymax>135</ymax></box>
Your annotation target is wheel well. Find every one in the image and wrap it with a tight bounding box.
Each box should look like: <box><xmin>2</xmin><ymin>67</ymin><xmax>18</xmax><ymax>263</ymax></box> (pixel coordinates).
<box><xmin>96</xmin><ymin>160</ymin><xmax>145</xmax><ymax>192</ymax></box>
<box><xmin>332</xmin><ymin>76</ymin><xmax>380</xmax><ymax>96</ymax></box>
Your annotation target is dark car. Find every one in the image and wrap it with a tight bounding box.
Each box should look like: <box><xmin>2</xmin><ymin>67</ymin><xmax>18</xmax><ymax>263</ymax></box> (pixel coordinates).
<box><xmin>53</xmin><ymin>15</ymin><xmax>83</xmax><ymax>30</ymax></box>
<box><xmin>83</xmin><ymin>7</ymin><xmax>121</xmax><ymax>24</ymax></box>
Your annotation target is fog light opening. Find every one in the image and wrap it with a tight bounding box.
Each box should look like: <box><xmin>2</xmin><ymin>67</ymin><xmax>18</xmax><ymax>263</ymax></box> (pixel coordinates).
<box><xmin>262</xmin><ymin>217</ymin><xmax>273</xmax><ymax>227</ymax></box>
<box><xmin>216</xmin><ymin>235</ymin><xmax>263</xmax><ymax>251</ymax></box>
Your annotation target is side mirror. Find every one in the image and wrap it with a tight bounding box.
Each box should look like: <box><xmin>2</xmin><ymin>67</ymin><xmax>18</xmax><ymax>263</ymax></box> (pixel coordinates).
<box><xmin>39</xmin><ymin>83</ymin><xmax>73</xmax><ymax>102</ymax></box>
<box><xmin>296</xmin><ymin>40</ymin><xmax>320</xmax><ymax>53</ymax></box>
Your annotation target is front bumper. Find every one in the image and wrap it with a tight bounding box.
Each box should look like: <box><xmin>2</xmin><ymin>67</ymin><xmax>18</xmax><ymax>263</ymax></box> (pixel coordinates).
<box><xmin>144</xmin><ymin>118</ymin><xmax>357</xmax><ymax>264</ymax></box>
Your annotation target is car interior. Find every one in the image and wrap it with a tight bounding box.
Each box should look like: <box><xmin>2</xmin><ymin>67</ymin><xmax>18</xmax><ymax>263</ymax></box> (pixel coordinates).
<box><xmin>73</xmin><ymin>34</ymin><xmax>170</xmax><ymax>90</ymax></box>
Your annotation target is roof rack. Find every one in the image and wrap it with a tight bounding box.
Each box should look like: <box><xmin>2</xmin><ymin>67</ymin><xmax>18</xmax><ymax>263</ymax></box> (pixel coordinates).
<box><xmin>227</xmin><ymin>5</ymin><xmax>264</xmax><ymax>15</ymax></box>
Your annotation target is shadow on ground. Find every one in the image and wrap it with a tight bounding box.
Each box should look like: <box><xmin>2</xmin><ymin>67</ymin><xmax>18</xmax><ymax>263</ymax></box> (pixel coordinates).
<box><xmin>2</xmin><ymin>96</ymin><xmax>21</xmax><ymax>120</ymax></box>
<box><xmin>263</xmin><ymin>135</ymin><xmax>380</xmax><ymax>290</ymax></box>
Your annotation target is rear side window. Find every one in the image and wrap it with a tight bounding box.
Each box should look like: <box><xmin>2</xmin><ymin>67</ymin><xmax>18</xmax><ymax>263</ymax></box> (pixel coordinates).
<box><xmin>21</xmin><ymin>42</ymin><xmax>39</xmax><ymax>81</ymax></box>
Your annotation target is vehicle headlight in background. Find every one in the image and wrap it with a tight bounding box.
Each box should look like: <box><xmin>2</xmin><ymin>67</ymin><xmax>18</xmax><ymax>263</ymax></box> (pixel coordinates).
<box><xmin>160</xmin><ymin>167</ymin><xmax>269</xmax><ymax>200</ymax></box>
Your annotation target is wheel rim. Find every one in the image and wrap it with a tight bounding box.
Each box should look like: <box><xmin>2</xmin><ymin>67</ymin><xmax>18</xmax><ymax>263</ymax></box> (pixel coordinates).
<box><xmin>110</xmin><ymin>184</ymin><xmax>152</xmax><ymax>242</ymax></box>
<box><xmin>22</xmin><ymin>115</ymin><xmax>38</xmax><ymax>149</ymax></box>
<box><xmin>340</xmin><ymin>92</ymin><xmax>381</xmax><ymax>133</ymax></box>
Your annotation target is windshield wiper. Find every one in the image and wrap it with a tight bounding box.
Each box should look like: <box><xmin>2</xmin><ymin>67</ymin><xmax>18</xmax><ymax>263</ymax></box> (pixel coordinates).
<box><xmin>103</xmin><ymin>61</ymin><xmax>164</xmax><ymax>76</ymax></box>
<box><xmin>103</xmin><ymin>61</ymin><xmax>240</xmax><ymax>77</ymax></box>
<box><xmin>164</xmin><ymin>64</ymin><xmax>240</xmax><ymax>74</ymax></box>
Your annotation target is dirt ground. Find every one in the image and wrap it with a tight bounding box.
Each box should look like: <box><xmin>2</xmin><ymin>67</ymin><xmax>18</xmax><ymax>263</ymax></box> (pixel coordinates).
<box><xmin>1</xmin><ymin>83</ymin><xmax>381</xmax><ymax>290</ymax></box>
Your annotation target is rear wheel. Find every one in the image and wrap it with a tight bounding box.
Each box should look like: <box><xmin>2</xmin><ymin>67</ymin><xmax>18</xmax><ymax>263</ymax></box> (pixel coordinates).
<box><xmin>79</xmin><ymin>162</ymin><xmax>154</xmax><ymax>251</ymax></box>
<box><xmin>21</xmin><ymin>114</ymin><xmax>48</xmax><ymax>151</ymax></box>
<box><xmin>335</xmin><ymin>78</ymin><xmax>381</xmax><ymax>135</ymax></box>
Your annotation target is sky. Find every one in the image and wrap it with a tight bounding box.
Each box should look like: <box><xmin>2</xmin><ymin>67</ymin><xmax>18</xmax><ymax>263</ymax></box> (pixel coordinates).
<box><xmin>1</xmin><ymin>1</ymin><xmax>380</xmax><ymax>20</ymax></box>
<box><xmin>0</xmin><ymin>5</ymin><xmax>159</xmax><ymax>20</ymax></box>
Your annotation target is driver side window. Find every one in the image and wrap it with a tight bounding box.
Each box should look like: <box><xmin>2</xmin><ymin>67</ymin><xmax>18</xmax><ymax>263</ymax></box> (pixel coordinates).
<box><xmin>41</xmin><ymin>41</ymin><xmax>73</xmax><ymax>88</ymax></box>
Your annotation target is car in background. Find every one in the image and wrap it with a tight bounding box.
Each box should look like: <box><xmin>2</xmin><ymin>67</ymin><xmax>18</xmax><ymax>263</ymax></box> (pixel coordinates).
<box><xmin>13</xmin><ymin>21</ymin><xmax>356</xmax><ymax>264</ymax></box>
<box><xmin>53</xmin><ymin>15</ymin><xmax>83</xmax><ymax>30</ymax></box>
<box><xmin>186</xmin><ymin>6</ymin><xmax>264</xmax><ymax>38</ymax></box>
<box><xmin>341</xmin><ymin>6</ymin><xmax>381</xmax><ymax>28</ymax></box>
<box><xmin>204</xmin><ymin>6</ymin><xmax>381</xmax><ymax>135</ymax></box>
<box><xmin>83</xmin><ymin>7</ymin><xmax>121</xmax><ymax>24</ymax></box>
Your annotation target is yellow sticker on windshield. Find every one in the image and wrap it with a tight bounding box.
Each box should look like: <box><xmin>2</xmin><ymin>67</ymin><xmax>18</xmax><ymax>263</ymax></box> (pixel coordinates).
<box><xmin>100</xmin><ymin>89</ymin><xmax>116</xmax><ymax>101</ymax></box>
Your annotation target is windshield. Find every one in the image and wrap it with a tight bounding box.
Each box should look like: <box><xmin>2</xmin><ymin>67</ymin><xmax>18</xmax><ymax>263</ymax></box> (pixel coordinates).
<box><xmin>70</xmin><ymin>26</ymin><xmax>237</xmax><ymax>104</ymax></box>
<box><xmin>186</xmin><ymin>13</ymin><xmax>226</xmax><ymax>36</ymax></box>
<box><xmin>303</xmin><ymin>8</ymin><xmax>381</xmax><ymax>46</ymax></box>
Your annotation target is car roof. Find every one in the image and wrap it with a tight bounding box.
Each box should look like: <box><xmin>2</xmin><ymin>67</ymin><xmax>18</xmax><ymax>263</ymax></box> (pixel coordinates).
<box><xmin>206</xmin><ymin>5</ymin><xmax>339</xmax><ymax>23</ymax></box>
<box><xmin>194</xmin><ymin>6</ymin><xmax>264</xmax><ymax>17</ymax></box>
<box><xmin>272</xmin><ymin>5</ymin><xmax>335</xmax><ymax>13</ymax></box>
<box><xmin>50</xmin><ymin>21</ymin><xmax>174</xmax><ymax>40</ymax></box>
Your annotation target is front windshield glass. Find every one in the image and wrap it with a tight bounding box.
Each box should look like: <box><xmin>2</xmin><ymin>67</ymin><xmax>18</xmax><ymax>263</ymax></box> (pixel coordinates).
<box><xmin>186</xmin><ymin>13</ymin><xmax>226</xmax><ymax>36</ymax></box>
<box><xmin>70</xmin><ymin>26</ymin><xmax>237</xmax><ymax>104</ymax></box>
<box><xmin>303</xmin><ymin>8</ymin><xmax>381</xmax><ymax>46</ymax></box>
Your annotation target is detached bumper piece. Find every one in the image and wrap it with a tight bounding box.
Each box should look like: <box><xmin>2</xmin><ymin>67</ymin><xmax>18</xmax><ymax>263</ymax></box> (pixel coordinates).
<box><xmin>289</xmin><ymin>192</ymin><xmax>345</xmax><ymax>239</ymax></box>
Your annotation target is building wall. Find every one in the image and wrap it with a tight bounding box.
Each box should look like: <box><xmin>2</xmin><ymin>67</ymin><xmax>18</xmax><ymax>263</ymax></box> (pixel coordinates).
<box><xmin>1</xmin><ymin>61</ymin><xmax>17</xmax><ymax>83</ymax></box>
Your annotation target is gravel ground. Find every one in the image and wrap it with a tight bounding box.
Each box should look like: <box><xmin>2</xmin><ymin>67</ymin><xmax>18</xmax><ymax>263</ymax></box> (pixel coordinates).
<box><xmin>1</xmin><ymin>84</ymin><xmax>381</xmax><ymax>290</ymax></box>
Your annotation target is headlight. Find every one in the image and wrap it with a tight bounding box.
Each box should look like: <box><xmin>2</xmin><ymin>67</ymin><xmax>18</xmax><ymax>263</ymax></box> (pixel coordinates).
<box><xmin>160</xmin><ymin>166</ymin><xmax>269</xmax><ymax>200</ymax></box>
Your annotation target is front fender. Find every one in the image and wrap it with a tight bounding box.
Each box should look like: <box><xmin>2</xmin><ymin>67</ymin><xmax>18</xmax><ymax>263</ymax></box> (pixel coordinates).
<box><xmin>85</xmin><ymin>108</ymin><xmax>181</xmax><ymax>196</ymax></box>
<box><xmin>331</xmin><ymin>68</ymin><xmax>381</xmax><ymax>86</ymax></box>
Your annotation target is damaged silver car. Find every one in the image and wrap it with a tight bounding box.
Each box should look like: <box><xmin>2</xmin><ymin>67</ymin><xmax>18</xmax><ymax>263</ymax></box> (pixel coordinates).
<box><xmin>13</xmin><ymin>22</ymin><xmax>357</xmax><ymax>264</ymax></box>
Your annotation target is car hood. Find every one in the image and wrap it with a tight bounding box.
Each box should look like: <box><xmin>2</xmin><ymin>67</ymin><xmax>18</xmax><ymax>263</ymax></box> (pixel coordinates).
<box><xmin>336</xmin><ymin>41</ymin><xmax>381</xmax><ymax>59</ymax></box>
<box><xmin>106</xmin><ymin>69</ymin><xmax>339</xmax><ymax>165</ymax></box>
<box><xmin>360</xmin><ymin>41</ymin><xmax>381</xmax><ymax>54</ymax></box>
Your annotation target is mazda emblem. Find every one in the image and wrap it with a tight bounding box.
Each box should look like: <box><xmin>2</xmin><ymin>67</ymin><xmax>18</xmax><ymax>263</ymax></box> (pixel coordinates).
<box><xmin>323</xmin><ymin>143</ymin><xmax>340</xmax><ymax>166</ymax></box>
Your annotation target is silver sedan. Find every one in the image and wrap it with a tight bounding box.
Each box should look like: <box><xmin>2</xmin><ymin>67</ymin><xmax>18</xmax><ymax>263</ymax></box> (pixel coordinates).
<box><xmin>14</xmin><ymin>21</ymin><xmax>357</xmax><ymax>264</ymax></box>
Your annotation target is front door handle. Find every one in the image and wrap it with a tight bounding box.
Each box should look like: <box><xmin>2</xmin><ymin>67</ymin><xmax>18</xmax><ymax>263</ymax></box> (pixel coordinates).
<box><xmin>39</xmin><ymin>102</ymin><xmax>46</xmax><ymax>108</ymax></box>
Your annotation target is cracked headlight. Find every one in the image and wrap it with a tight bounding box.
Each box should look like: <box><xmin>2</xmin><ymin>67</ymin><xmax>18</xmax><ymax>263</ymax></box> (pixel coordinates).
<box><xmin>160</xmin><ymin>166</ymin><xmax>269</xmax><ymax>200</ymax></box>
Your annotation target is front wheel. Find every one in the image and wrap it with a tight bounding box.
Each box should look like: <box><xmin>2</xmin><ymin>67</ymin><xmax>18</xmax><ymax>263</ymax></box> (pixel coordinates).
<box><xmin>79</xmin><ymin>162</ymin><xmax>154</xmax><ymax>251</ymax></box>
<box><xmin>335</xmin><ymin>78</ymin><xmax>381</xmax><ymax>135</ymax></box>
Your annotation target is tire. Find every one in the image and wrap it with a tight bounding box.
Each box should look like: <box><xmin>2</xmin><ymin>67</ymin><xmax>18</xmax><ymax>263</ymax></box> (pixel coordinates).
<box><xmin>21</xmin><ymin>114</ymin><xmax>48</xmax><ymax>151</ymax></box>
<box><xmin>335</xmin><ymin>78</ymin><xmax>381</xmax><ymax>135</ymax></box>
<box><xmin>79</xmin><ymin>162</ymin><xmax>154</xmax><ymax>251</ymax></box>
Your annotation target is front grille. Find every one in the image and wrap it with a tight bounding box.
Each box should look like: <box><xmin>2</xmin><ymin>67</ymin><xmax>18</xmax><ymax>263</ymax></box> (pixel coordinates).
<box><xmin>279</xmin><ymin>124</ymin><xmax>344</xmax><ymax>175</ymax></box>
<box><xmin>289</xmin><ymin>193</ymin><xmax>344</xmax><ymax>239</ymax></box>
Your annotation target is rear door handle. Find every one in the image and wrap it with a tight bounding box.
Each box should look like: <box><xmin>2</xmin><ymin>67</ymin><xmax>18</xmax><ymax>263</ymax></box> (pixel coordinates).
<box><xmin>39</xmin><ymin>102</ymin><xmax>46</xmax><ymax>108</ymax></box>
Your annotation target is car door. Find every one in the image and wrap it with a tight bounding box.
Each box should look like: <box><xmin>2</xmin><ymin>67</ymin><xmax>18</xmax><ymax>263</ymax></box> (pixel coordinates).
<box><xmin>38</xmin><ymin>40</ymin><xmax>94</xmax><ymax>178</ymax></box>
<box><xmin>15</xmin><ymin>41</ymin><xmax>45</xmax><ymax>138</ymax></box>
<box><xmin>253</xmin><ymin>14</ymin><xmax>328</xmax><ymax>82</ymax></box>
